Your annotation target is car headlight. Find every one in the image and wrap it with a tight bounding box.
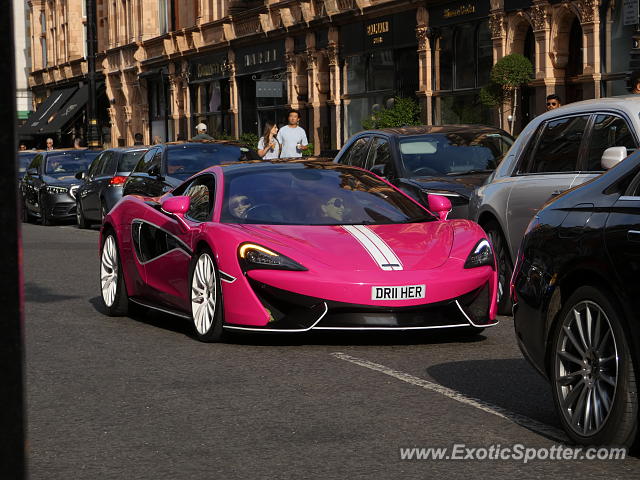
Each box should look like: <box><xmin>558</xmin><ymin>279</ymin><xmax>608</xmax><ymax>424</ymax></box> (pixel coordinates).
<box><xmin>238</xmin><ymin>243</ymin><xmax>307</xmax><ymax>271</ymax></box>
<box><xmin>45</xmin><ymin>185</ymin><xmax>68</xmax><ymax>195</ymax></box>
<box><xmin>464</xmin><ymin>239</ymin><xmax>495</xmax><ymax>269</ymax></box>
<box><xmin>69</xmin><ymin>185</ymin><xmax>79</xmax><ymax>199</ymax></box>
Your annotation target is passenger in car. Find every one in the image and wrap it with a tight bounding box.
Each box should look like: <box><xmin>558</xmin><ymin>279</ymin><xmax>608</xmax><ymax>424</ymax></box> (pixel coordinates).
<box><xmin>229</xmin><ymin>195</ymin><xmax>252</xmax><ymax>220</ymax></box>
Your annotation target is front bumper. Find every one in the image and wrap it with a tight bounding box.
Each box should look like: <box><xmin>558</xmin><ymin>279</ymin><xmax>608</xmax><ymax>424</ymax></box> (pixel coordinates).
<box><xmin>223</xmin><ymin>279</ymin><xmax>497</xmax><ymax>332</ymax></box>
<box><xmin>42</xmin><ymin>191</ymin><xmax>77</xmax><ymax>219</ymax></box>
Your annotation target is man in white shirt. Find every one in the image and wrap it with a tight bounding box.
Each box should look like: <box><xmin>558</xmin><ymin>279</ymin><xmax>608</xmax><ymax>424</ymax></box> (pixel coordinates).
<box><xmin>277</xmin><ymin>110</ymin><xmax>308</xmax><ymax>158</ymax></box>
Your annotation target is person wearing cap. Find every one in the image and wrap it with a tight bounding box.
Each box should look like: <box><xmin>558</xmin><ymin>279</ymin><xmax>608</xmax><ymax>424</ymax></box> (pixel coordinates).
<box><xmin>192</xmin><ymin>123</ymin><xmax>214</xmax><ymax>141</ymax></box>
<box><xmin>629</xmin><ymin>70</ymin><xmax>640</xmax><ymax>94</ymax></box>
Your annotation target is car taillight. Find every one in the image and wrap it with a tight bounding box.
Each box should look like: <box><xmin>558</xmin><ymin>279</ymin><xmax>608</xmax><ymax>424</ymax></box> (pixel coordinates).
<box><xmin>110</xmin><ymin>176</ymin><xmax>127</xmax><ymax>185</ymax></box>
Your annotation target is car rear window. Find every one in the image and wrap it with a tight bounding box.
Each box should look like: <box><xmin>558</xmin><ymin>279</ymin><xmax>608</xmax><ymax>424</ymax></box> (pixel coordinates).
<box><xmin>399</xmin><ymin>133</ymin><xmax>513</xmax><ymax>177</ymax></box>
<box><xmin>118</xmin><ymin>150</ymin><xmax>147</xmax><ymax>172</ymax></box>
<box><xmin>167</xmin><ymin>144</ymin><xmax>260</xmax><ymax>175</ymax></box>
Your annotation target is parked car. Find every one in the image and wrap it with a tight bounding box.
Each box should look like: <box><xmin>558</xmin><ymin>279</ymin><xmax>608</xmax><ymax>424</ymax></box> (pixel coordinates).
<box><xmin>75</xmin><ymin>146</ymin><xmax>148</xmax><ymax>228</ymax></box>
<box><xmin>21</xmin><ymin>149</ymin><xmax>102</xmax><ymax>225</ymax></box>
<box><xmin>17</xmin><ymin>151</ymin><xmax>41</xmax><ymax>179</ymax></box>
<box><xmin>470</xmin><ymin>95</ymin><xmax>640</xmax><ymax>314</ymax></box>
<box><xmin>122</xmin><ymin>141</ymin><xmax>260</xmax><ymax>198</ymax></box>
<box><xmin>511</xmin><ymin>149</ymin><xmax>640</xmax><ymax>446</ymax></box>
<box><xmin>100</xmin><ymin>160</ymin><xmax>498</xmax><ymax>342</ymax></box>
<box><xmin>333</xmin><ymin>125</ymin><xmax>514</xmax><ymax>219</ymax></box>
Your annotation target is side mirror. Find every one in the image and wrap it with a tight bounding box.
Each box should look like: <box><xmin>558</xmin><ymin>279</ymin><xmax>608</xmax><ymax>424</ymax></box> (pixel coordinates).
<box><xmin>370</xmin><ymin>164</ymin><xmax>386</xmax><ymax>178</ymax></box>
<box><xmin>75</xmin><ymin>171</ymin><xmax>86</xmax><ymax>180</ymax></box>
<box><xmin>601</xmin><ymin>146</ymin><xmax>628</xmax><ymax>170</ymax></box>
<box><xmin>428</xmin><ymin>194</ymin><xmax>452</xmax><ymax>221</ymax></box>
<box><xmin>26</xmin><ymin>168</ymin><xmax>38</xmax><ymax>176</ymax></box>
<box><xmin>161</xmin><ymin>195</ymin><xmax>190</xmax><ymax>216</ymax></box>
<box><xmin>148</xmin><ymin>165</ymin><xmax>163</xmax><ymax>179</ymax></box>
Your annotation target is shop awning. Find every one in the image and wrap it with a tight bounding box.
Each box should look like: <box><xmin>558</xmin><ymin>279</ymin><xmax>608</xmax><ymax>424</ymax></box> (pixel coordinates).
<box><xmin>35</xmin><ymin>84</ymin><xmax>90</xmax><ymax>135</ymax></box>
<box><xmin>18</xmin><ymin>87</ymin><xmax>77</xmax><ymax>136</ymax></box>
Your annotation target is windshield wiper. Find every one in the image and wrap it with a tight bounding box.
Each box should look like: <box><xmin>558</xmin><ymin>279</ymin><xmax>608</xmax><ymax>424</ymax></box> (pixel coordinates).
<box><xmin>446</xmin><ymin>169</ymin><xmax>493</xmax><ymax>176</ymax></box>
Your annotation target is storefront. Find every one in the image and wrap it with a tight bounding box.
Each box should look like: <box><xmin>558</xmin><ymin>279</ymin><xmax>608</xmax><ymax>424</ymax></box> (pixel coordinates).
<box><xmin>340</xmin><ymin>10</ymin><xmax>419</xmax><ymax>138</ymax></box>
<box><xmin>144</xmin><ymin>68</ymin><xmax>170</xmax><ymax>143</ymax></box>
<box><xmin>234</xmin><ymin>40</ymin><xmax>288</xmax><ymax>137</ymax></box>
<box><xmin>189</xmin><ymin>52</ymin><xmax>232</xmax><ymax>137</ymax></box>
<box><xmin>429</xmin><ymin>0</ymin><xmax>493</xmax><ymax>125</ymax></box>
<box><xmin>602</xmin><ymin>0</ymin><xmax>639</xmax><ymax>96</ymax></box>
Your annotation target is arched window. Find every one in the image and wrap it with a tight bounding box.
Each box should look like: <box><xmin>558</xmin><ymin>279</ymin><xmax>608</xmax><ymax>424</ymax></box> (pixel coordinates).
<box><xmin>566</xmin><ymin>17</ymin><xmax>583</xmax><ymax>77</ymax></box>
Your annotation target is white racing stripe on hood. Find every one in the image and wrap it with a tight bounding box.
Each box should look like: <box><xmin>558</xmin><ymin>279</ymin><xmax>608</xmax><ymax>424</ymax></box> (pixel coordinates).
<box><xmin>342</xmin><ymin>225</ymin><xmax>403</xmax><ymax>271</ymax></box>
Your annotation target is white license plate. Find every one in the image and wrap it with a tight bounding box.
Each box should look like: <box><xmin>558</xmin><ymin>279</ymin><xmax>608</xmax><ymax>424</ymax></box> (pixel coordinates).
<box><xmin>371</xmin><ymin>285</ymin><xmax>426</xmax><ymax>301</ymax></box>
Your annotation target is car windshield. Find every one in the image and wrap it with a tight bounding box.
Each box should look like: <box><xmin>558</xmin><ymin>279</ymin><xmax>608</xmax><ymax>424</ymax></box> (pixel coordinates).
<box><xmin>45</xmin><ymin>152</ymin><xmax>94</xmax><ymax>176</ymax></box>
<box><xmin>221</xmin><ymin>164</ymin><xmax>435</xmax><ymax>225</ymax></box>
<box><xmin>399</xmin><ymin>133</ymin><xmax>513</xmax><ymax>177</ymax></box>
<box><xmin>18</xmin><ymin>152</ymin><xmax>37</xmax><ymax>173</ymax></box>
<box><xmin>118</xmin><ymin>149</ymin><xmax>147</xmax><ymax>172</ymax></box>
<box><xmin>167</xmin><ymin>144</ymin><xmax>260</xmax><ymax>176</ymax></box>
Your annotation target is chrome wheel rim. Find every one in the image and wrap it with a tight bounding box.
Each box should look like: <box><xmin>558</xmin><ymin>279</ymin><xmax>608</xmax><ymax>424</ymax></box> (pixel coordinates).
<box><xmin>101</xmin><ymin>235</ymin><xmax>118</xmax><ymax>307</ymax></box>
<box><xmin>191</xmin><ymin>253</ymin><xmax>217</xmax><ymax>335</ymax></box>
<box><xmin>555</xmin><ymin>300</ymin><xmax>619</xmax><ymax>436</ymax></box>
<box><xmin>487</xmin><ymin>230</ymin><xmax>505</xmax><ymax>303</ymax></box>
<box><xmin>76</xmin><ymin>202</ymin><xmax>82</xmax><ymax>224</ymax></box>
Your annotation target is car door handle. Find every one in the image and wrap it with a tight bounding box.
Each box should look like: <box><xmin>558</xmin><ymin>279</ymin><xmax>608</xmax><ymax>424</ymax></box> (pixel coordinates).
<box><xmin>628</xmin><ymin>230</ymin><xmax>640</xmax><ymax>242</ymax></box>
<box><xmin>551</xmin><ymin>190</ymin><xmax>563</xmax><ymax>196</ymax></box>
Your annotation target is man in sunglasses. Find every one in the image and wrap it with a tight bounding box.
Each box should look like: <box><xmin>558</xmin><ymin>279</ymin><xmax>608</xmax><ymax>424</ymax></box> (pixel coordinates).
<box><xmin>629</xmin><ymin>70</ymin><xmax>640</xmax><ymax>94</ymax></box>
<box><xmin>546</xmin><ymin>94</ymin><xmax>561</xmax><ymax>111</ymax></box>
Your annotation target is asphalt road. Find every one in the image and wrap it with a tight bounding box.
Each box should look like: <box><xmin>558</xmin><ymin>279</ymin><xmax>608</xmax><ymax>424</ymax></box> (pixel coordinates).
<box><xmin>23</xmin><ymin>222</ymin><xmax>640</xmax><ymax>479</ymax></box>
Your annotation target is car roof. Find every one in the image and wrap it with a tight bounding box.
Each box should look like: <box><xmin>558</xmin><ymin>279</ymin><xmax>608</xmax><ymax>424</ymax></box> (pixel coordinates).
<box><xmin>533</xmin><ymin>95</ymin><xmax>640</xmax><ymax>122</ymax></box>
<box><xmin>163</xmin><ymin>140</ymin><xmax>253</xmax><ymax>149</ymax></box>
<box><xmin>358</xmin><ymin>125</ymin><xmax>512</xmax><ymax>137</ymax></box>
<box><xmin>201</xmin><ymin>157</ymin><xmax>341</xmax><ymax>174</ymax></box>
<box><xmin>106</xmin><ymin>146</ymin><xmax>149</xmax><ymax>153</ymax></box>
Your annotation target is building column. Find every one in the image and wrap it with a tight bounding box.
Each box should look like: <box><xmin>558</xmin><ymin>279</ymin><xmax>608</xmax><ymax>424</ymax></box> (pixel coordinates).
<box><xmin>416</xmin><ymin>6</ymin><xmax>432</xmax><ymax>125</ymax></box>
<box><xmin>228</xmin><ymin>50</ymin><xmax>239</xmax><ymax>138</ymax></box>
<box><xmin>306</xmin><ymin>48</ymin><xmax>321</xmax><ymax>155</ymax></box>
<box><xmin>578</xmin><ymin>0</ymin><xmax>602</xmax><ymax>99</ymax></box>
<box><xmin>327</xmin><ymin>32</ymin><xmax>341</xmax><ymax>149</ymax></box>
<box><xmin>526</xmin><ymin>1</ymin><xmax>554</xmax><ymax>114</ymax></box>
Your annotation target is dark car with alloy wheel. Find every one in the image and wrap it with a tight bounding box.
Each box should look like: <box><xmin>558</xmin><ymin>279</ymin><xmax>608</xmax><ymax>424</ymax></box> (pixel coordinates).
<box><xmin>122</xmin><ymin>141</ymin><xmax>260</xmax><ymax>198</ymax></box>
<box><xmin>512</xmin><ymin>150</ymin><xmax>640</xmax><ymax>446</ymax></box>
<box><xmin>75</xmin><ymin>146</ymin><xmax>148</xmax><ymax>227</ymax></box>
<box><xmin>333</xmin><ymin>125</ymin><xmax>513</xmax><ymax>219</ymax></box>
<box><xmin>21</xmin><ymin>149</ymin><xmax>101</xmax><ymax>225</ymax></box>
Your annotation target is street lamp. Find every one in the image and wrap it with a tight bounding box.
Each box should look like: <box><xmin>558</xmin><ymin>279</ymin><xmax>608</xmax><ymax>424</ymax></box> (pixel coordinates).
<box><xmin>85</xmin><ymin>0</ymin><xmax>100</xmax><ymax>148</ymax></box>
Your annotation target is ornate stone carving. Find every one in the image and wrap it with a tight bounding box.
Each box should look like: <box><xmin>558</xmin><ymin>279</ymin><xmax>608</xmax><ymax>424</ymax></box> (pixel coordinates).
<box><xmin>306</xmin><ymin>49</ymin><xmax>317</xmax><ymax>69</ymax></box>
<box><xmin>326</xmin><ymin>41</ymin><xmax>339</xmax><ymax>67</ymax></box>
<box><xmin>489</xmin><ymin>12</ymin><xmax>505</xmax><ymax>39</ymax></box>
<box><xmin>575</xmin><ymin>0</ymin><xmax>596</xmax><ymax>24</ymax></box>
<box><xmin>530</xmin><ymin>3</ymin><xmax>549</xmax><ymax>31</ymax></box>
<box><xmin>285</xmin><ymin>52</ymin><xmax>297</xmax><ymax>71</ymax></box>
<box><xmin>416</xmin><ymin>25</ymin><xmax>429</xmax><ymax>51</ymax></box>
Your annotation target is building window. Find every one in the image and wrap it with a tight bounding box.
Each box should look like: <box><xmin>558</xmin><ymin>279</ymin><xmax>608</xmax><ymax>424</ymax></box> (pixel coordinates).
<box><xmin>602</xmin><ymin>0</ymin><xmax>636</xmax><ymax>96</ymax></box>
<box><xmin>159</xmin><ymin>0</ymin><xmax>169</xmax><ymax>34</ymax></box>
<box><xmin>434</xmin><ymin>20</ymin><xmax>492</xmax><ymax>92</ymax></box>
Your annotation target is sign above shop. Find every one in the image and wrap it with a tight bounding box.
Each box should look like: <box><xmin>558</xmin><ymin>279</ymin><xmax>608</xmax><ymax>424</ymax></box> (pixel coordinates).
<box><xmin>624</xmin><ymin>0</ymin><xmax>639</xmax><ymax>26</ymax></box>
<box><xmin>236</xmin><ymin>41</ymin><xmax>285</xmax><ymax>75</ymax></box>
<box><xmin>189</xmin><ymin>53</ymin><xmax>229</xmax><ymax>83</ymax></box>
<box><xmin>429</xmin><ymin>0</ymin><xmax>490</xmax><ymax>27</ymax></box>
<box><xmin>342</xmin><ymin>10</ymin><xmax>417</xmax><ymax>55</ymax></box>
<box><xmin>256</xmin><ymin>81</ymin><xmax>284</xmax><ymax>98</ymax></box>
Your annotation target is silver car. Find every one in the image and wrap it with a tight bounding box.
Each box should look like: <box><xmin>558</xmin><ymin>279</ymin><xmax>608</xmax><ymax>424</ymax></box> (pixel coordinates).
<box><xmin>469</xmin><ymin>95</ymin><xmax>640</xmax><ymax>314</ymax></box>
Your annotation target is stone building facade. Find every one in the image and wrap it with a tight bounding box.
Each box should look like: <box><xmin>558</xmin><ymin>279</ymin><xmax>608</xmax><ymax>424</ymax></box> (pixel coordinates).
<box><xmin>25</xmin><ymin>0</ymin><xmax>639</xmax><ymax>150</ymax></box>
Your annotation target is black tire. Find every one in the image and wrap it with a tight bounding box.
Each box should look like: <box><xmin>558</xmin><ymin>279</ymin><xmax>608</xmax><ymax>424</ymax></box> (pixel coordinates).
<box><xmin>40</xmin><ymin>193</ymin><xmax>53</xmax><ymax>226</ymax></box>
<box><xmin>550</xmin><ymin>286</ymin><xmax>637</xmax><ymax>447</ymax></box>
<box><xmin>76</xmin><ymin>200</ymin><xmax>89</xmax><ymax>229</ymax></box>
<box><xmin>484</xmin><ymin>221</ymin><xmax>513</xmax><ymax>316</ymax></box>
<box><xmin>189</xmin><ymin>247</ymin><xmax>225</xmax><ymax>342</ymax></box>
<box><xmin>100</xmin><ymin>231</ymin><xmax>129</xmax><ymax>316</ymax></box>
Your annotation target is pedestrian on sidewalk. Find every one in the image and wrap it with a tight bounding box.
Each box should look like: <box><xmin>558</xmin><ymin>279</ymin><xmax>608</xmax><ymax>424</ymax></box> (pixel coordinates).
<box><xmin>629</xmin><ymin>71</ymin><xmax>640</xmax><ymax>94</ymax></box>
<box><xmin>192</xmin><ymin>123</ymin><xmax>215</xmax><ymax>141</ymax></box>
<box><xmin>257</xmin><ymin>122</ymin><xmax>280</xmax><ymax>159</ymax></box>
<box><xmin>277</xmin><ymin>110</ymin><xmax>308</xmax><ymax>158</ymax></box>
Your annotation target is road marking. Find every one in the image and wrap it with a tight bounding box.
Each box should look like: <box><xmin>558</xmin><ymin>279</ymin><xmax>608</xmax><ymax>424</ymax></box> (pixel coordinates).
<box><xmin>331</xmin><ymin>352</ymin><xmax>568</xmax><ymax>443</ymax></box>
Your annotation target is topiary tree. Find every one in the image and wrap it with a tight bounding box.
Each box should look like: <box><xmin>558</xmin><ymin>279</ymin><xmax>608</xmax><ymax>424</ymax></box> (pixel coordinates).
<box><xmin>362</xmin><ymin>97</ymin><xmax>421</xmax><ymax>130</ymax></box>
<box><xmin>481</xmin><ymin>54</ymin><xmax>533</xmax><ymax>133</ymax></box>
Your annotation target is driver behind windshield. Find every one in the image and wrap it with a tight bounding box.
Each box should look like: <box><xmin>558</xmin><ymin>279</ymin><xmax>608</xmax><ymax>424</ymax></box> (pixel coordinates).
<box><xmin>229</xmin><ymin>195</ymin><xmax>252</xmax><ymax>220</ymax></box>
<box><xmin>320</xmin><ymin>196</ymin><xmax>346</xmax><ymax>223</ymax></box>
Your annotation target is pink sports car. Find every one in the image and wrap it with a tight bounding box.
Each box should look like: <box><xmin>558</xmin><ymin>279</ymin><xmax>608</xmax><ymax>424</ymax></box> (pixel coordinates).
<box><xmin>99</xmin><ymin>159</ymin><xmax>498</xmax><ymax>342</ymax></box>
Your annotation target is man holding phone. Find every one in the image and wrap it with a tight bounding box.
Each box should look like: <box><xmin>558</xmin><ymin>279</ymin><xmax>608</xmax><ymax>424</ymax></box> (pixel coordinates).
<box><xmin>277</xmin><ymin>110</ymin><xmax>309</xmax><ymax>158</ymax></box>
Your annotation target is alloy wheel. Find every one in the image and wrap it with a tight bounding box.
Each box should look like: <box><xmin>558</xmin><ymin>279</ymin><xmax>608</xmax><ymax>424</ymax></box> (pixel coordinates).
<box><xmin>555</xmin><ymin>300</ymin><xmax>619</xmax><ymax>436</ymax></box>
<box><xmin>191</xmin><ymin>253</ymin><xmax>217</xmax><ymax>335</ymax></box>
<box><xmin>101</xmin><ymin>235</ymin><xmax>119</xmax><ymax>307</ymax></box>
